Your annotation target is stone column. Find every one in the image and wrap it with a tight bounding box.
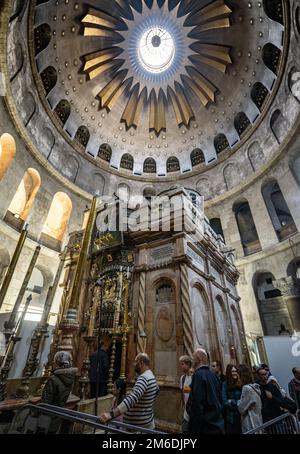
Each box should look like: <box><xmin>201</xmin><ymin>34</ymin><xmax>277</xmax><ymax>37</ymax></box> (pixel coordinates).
<box><xmin>137</xmin><ymin>270</ymin><xmax>147</xmax><ymax>354</ymax></box>
<box><xmin>180</xmin><ymin>263</ymin><xmax>194</xmax><ymax>357</ymax></box>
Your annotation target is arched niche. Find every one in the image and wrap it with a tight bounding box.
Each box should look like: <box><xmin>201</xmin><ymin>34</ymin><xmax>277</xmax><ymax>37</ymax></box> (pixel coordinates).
<box><xmin>196</xmin><ymin>178</ymin><xmax>211</xmax><ymax>201</ymax></box>
<box><xmin>230</xmin><ymin>305</ymin><xmax>244</xmax><ymax>364</ymax></box>
<box><xmin>215</xmin><ymin>296</ymin><xmax>231</xmax><ymax>366</ymax></box>
<box><xmin>153</xmin><ymin>281</ymin><xmax>177</xmax><ymax>378</ymax></box>
<box><xmin>247</xmin><ymin>142</ymin><xmax>265</xmax><ymax>172</ymax></box>
<box><xmin>9</xmin><ymin>43</ymin><xmax>25</xmax><ymax>82</ymax></box>
<box><xmin>5</xmin><ymin>168</ymin><xmax>41</xmax><ymax>229</ymax></box>
<box><xmin>41</xmin><ymin>192</ymin><xmax>72</xmax><ymax>249</ymax></box>
<box><xmin>0</xmin><ymin>133</ymin><xmax>16</xmax><ymax>180</ymax></box>
<box><xmin>191</xmin><ymin>285</ymin><xmax>212</xmax><ymax>355</ymax></box>
<box><xmin>252</xmin><ymin>271</ymin><xmax>292</xmax><ymax>335</ymax></box>
<box><xmin>223</xmin><ymin>162</ymin><xmax>240</xmax><ymax>191</ymax></box>
<box><xmin>270</xmin><ymin>109</ymin><xmax>288</xmax><ymax>144</ymax></box>
<box><xmin>262</xmin><ymin>179</ymin><xmax>297</xmax><ymax>241</ymax></box>
<box><xmin>233</xmin><ymin>199</ymin><xmax>262</xmax><ymax>256</ymax></box>
<box><xmin>23</xmin><ymin>92</ymin><xmax>37</xmax><ymax>127</ymax></box>
<box><xmin>117</xmin><ymin>183</ymin><xmax>130</xmax><ymax>202</ymax></box>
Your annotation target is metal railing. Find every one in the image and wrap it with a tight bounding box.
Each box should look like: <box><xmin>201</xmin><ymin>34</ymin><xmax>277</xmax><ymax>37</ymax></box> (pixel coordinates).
<box><xmin>245</xmin><ymin>412</ymin><xmax>300</xmax><ymax>435</ymax></box>
<box><xmin>8</xmin><ymin>403</ymin><xmax>165</xmax><ymax>435</ymax></box>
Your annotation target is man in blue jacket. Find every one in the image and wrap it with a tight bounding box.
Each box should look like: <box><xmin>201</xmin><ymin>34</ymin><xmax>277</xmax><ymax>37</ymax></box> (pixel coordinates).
<box><xmin>187</xmin><ymin>348</ymin><xmax>224</xmax><ymax>434</ymax></box>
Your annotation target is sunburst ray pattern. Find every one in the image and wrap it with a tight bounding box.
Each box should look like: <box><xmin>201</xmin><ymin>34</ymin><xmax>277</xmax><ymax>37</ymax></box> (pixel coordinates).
<box><xmin>81</xmin><ymin>0</ymin><xmax>233</xmax><ymax>135</ymax></box>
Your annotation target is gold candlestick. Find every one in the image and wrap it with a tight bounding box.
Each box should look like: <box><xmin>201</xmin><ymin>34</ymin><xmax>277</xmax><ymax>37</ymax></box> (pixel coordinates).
<box><xmin>120</xmin><ymin>268</ymin><xmax>130</xmax><ymax>380</ymax></box>
<box><xmin>107</xmin><ymin>268</ymin><xmax>123</xmax><ymax>392</ymax></box>
<box><xmin>67</xmin><ymin>196</ymin><xmax>98</xmax><ymax>320</ymax></box>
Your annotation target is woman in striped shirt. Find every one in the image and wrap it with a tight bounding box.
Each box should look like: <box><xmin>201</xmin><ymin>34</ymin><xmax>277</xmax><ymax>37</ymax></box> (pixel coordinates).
<box><xmin>99</xmin><ymin>353</ymin><xmax>159</xmax><ymax>429</ymax></box>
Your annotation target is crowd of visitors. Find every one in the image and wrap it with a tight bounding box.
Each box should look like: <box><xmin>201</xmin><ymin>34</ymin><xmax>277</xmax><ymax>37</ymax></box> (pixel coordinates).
<box><xmin>8</xmin><ymin>346</ymin><xmax>297</xmax><ymax>434</ymax></box>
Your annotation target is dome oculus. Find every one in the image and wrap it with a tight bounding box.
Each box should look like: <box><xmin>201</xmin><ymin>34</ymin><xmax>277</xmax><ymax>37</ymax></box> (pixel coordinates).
<box><xmin>138</xmin><ymin>27</ymin><xmax>175</xmax><ymax>74</ymax></box>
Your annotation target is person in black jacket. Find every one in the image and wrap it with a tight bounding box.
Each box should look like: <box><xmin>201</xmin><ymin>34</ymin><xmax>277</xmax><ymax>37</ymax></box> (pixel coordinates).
<box><xmin>187</xmin><ymin>348</ymin><xmax>224</xmax><ymax>434</ymax></box>
<box><xmin>89</xmin><ymin>340</ymin><xmax>109</xmax><ymax>398</ymax></box>
<box><xmin>257</xmin><ymin>366</ymin><xmax>285</xmax><ymax>422</ymax></box>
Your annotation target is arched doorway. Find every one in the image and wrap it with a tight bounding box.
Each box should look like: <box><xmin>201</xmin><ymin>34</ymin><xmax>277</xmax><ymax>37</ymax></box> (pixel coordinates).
<box><xmin>252</xmin><ymin>271</ymin><xmax>293</xmax><ymax>335</ymax></box>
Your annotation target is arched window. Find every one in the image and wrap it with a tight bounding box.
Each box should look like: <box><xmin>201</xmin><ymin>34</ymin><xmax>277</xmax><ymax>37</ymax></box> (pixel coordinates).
<box><xmin>251</xmin><ymin>82</ymin><xmax>269</xmax><ymax>111</ymax></box>
<box><xmin>143</xmin><ymin>158</ymin><xmax>157</xmax><ymax>174</ymax></box>
<box><xmin>263</xmin><ymin>0</ymin><xmax>284</xmax><ymax>24</ymax></box>
<box><xmin>34</xmin><ymin>23</ymin><xmax>52</xmax><ymax>55</ymax></box>
<box><xmin>263</xmin><ymin>43</ymin><xmax>281</xmax><ymax>75</ymax></box>
<box><xmin>40</xmin><ymin>66</ymin><xmax>57</xmax><ymax>96</ymax></box>
<box><xmin>191</xmin><ymin>149</ymin><xmax>205</xmax><ymax>166</ymax></box>
<box><xmin>233</xmin><ymin>200</ymin><xmax>261</xmax><ymax>256</ymax></box>
<box><xmin>262</xmin><ymin>180</ymin><xmax>297</xmax><ymax>241</ymax></box>
<box><xmin>5</xmin><ymin>168</ymin><xmax>41</xmax><ymax>229</ymax></box>
<box><xmin>98</xmin><ymin>143</ymin><xmax>112</xmax><ymax>162</ymax></box>
<box><xmin>234</xmin><ymin>112</ymin><xmax>251</xmax><ymax>137</ymax></box>
<box><xmin>75</xmin><ymin>126</ymin><xmax>90</xmax><ymax>148</ymax></box>
<box><xmin>215</xmin><ymin>296</ymin><xmax>230</xmax><ymax>365</ymax></box>
<box><xmin>120</xmin><ymin>153</ymin><xmax>134</xmax><ymax>171</ymax></box>
<box><xmin>41</xmin><ymin>192</ymin><xmax>72</xmax><ymax>249</ymax></box>
<box><xmin>0</xmin><ymin>133</ymin><xmax>16</xmax><ymax>180</ymax></box>
<box><xmin>214</xmin><ymin>134</ymin><xmax>229</xmax><ymax>154</ymax></box>
<box><xmin>166</xmin><ymin>157</ymin><xmax>180</xmax><ymax>173</ymax></box>
<box><xmin>54</xmin><ymin>99</ymin><xmax>71</xmax><ymax>126</ymax></box>
<box><xmin>210</xmin><ymin>218</ymin><xmax>224</xmax><ymax>240</ymax></box>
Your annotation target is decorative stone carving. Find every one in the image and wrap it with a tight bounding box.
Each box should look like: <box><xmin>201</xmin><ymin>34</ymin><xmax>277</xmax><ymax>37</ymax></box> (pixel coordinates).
<box><xmin>149</xmin><ymin>244</ymin><xmax>174</xmax><ymax>266</ymax></box>
<box><xmin>180</xmin><ymin>264</ymin><xmax>194</xmax><ymax>357</ymax></box>
<box><xmin>137</xmin><ymin>271</ymin><xmax>146</xmax><ymax>353</ymax></box>
<box><xmin>155</xmin><ymin>307</ymin><xmax>174</xmax><ymax>342</ymax></box>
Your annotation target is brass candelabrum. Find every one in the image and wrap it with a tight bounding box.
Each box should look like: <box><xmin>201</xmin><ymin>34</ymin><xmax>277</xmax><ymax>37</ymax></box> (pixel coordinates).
<box><xmin>79</xmin><ymin>335</ymin><xmax>96</xmax><ymax>401</ymax></box>
<box><xmin>0</xmin><ymin>294</ymin><xmax>32</xmax><ymax>401</ymax></box>
<box><xmin>107</xmin><ymin>268</ymin><xmax>123</xmax><ymax>393</ymax></box>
